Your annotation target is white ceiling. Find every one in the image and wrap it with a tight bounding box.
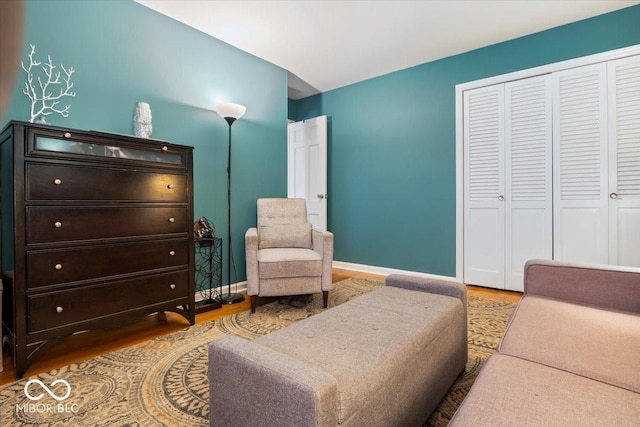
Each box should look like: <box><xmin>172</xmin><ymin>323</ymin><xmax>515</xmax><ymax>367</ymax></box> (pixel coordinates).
<box><xmin>136</xmin><ymin>0</ymin><xmax>638</xmax><ymax>99</ymax></box>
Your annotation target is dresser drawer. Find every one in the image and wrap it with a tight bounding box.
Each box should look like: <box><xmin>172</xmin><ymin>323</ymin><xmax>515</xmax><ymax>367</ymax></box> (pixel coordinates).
<box><xmin>27</xmin><ymin>238</ymin><xmax>189</xmax><ymax>288</ymax></box>
<box><xmin>26</xmin><ymin>163</ymin><xmax>188</xmax><ymax>202</ymax></box>
<box><xmin>29</xmin><ymin>132</ymin><xmax>187</xmax><ymax>168</ymax></box>
<box><xmin>28</xmin><ymin>270</ymin><xmax>189</xmax><ymax>333</ymax></box>
<box><xmin>27</xmin><ymin>206</ymin><xmax>188</xmax><ymax>244</ymax></box>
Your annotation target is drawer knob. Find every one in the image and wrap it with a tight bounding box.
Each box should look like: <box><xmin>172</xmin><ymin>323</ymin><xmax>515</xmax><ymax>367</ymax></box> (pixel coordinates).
<box><xmin>169</xmin><ymin>250</ymin><xmax>176</xmax><ymax>256</ymax></box>
<box><xmin>54</xmin><ymin>221</ymin><xmax>62</xmax><ymax>228</ymax></box>
<box><xmin>55</xmin><ymin>263</ymin><xmax>63</xmax><ymax>270</ymax></box>
<box><xmin>53</xmin><ymin>178</ymin><xmax>62</xmax><ymax>185</ymax></box>
<box><xmin>170</xmin><ymin>283</ymin><xmax>176</xmax><ymax>290</ymax></box>
<box><xmin>64</xmin><ymin>132</ymin><xmax>71</xmax><ymax>139</ymax></box>
<box><xmin>56</xmin><ymin>306</ymin><xmax>64</xmax><ymax>313</ymax></box>
<box><xmin>168</xmin><ymin>217</ymin><xmax>175</xmax><ymax>223</ymax></box>
<box><xmin>167</xmin><ymin>184</ymin><xmax>174</xmax><ymax>189</ymax></box>
<box><xmin>162</xmin><ymin>146</ymin><xmax>168</xmax><ymax>152</ymax></box>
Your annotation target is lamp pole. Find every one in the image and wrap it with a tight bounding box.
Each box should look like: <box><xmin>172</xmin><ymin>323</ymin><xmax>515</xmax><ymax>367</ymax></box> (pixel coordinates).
<box><xmin>215</xmin><ymin>102</ymin><xmax>246</xmax><ymax>305</ymax></box>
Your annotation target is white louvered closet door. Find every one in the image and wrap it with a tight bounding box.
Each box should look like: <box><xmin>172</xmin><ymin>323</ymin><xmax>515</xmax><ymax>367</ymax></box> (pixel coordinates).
<box><xmin>608</xmin><ymin>55</ymin><xmax>640</xmax><ymax>267</ymax></box>
<box><xmin>553</xmin><ymin>63</ymin><xmax>609</xmax><ymax>264</ymax></box>
<box><xmin>464</xmin><ymin>77</ymin><xmax>552</xmax><ymax>291</ymax></box>
<box><xmin>464</xmin><ymin>85</ymin><xmax>505</xmax><ymax>288</ymax></box>
<box><xmin>504</xmin><ymin>75</ymin><xmax>553</xmax><ymax>291</ymax></box>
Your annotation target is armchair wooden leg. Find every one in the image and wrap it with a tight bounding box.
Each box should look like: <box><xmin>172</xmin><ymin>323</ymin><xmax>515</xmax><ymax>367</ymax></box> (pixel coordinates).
<box><xmin>250</xmin><ymin>295</ymin><xmax>257</xmax><ymax>313</ymax></box>
<box><xmin>322</xmin><ymin>291</ymin><xmax>329</xmax><ymax>308</ymax></box>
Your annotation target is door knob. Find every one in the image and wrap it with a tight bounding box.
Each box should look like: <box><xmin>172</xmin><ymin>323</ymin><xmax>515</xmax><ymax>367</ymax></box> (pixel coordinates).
<box><xmin>610</xmin><ymin>193</ymin><xmax>618</xmax><ymax>199</ymax></box>
<box><xmin>317</xmin><ymin>194</ymin><xmax>327</xmax><ymax>199</ymax></box>
<box><xmin>498</xmin><ymin>195</ymin><xmax>505</xmax><ymax>201</ymax></box>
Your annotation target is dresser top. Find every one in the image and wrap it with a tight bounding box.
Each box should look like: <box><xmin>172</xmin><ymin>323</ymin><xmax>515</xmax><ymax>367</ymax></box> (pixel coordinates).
<box><xmin>2</xmin><ymin>120</ymin><xmax>193</xmax><ymax>151</ymax></box>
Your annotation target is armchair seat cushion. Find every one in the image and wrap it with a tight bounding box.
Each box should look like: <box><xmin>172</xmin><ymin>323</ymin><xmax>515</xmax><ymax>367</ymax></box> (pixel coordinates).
<box><xmin>258</xmin><ymin>248</ymin><xmax>323</xmax><ymax>279</ymax></box>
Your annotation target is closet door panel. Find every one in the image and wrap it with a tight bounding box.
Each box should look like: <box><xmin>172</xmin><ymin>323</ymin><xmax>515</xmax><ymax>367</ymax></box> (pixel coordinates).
<box><xmin>464</xmin><ymin>85</ymin><xmax>505</xmax><ymax>288</ymax></box>
<box><xmin>505</xmin><ymin>76</ymin><xmax>553</xmax><ymax>291</ymax></box>
<box><xmin>553</xmin><ymin>63</ymin><xmax>609</xmax><ymax>264</ymax></box>
<box><xmin>557</xmin><ymin>208</ymin><xmax>606</xmax><ymax>264</ymax></box>
<box><xmin>615</xmin><ymin>209</ymin><xmax>640</xmax><ymax>266</ymax></box>
<box><xmin>466</xmin><ymin>208</ymin><xmax>504</xmax><ymax>285</ymax></box>
<box><xmin>608</xmin><ymin>55</ymin><xmax>640</xmax><ymax>267</ymax></box>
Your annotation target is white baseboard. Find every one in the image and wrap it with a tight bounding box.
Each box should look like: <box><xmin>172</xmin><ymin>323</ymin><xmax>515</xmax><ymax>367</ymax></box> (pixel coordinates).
<box><xmin>195</xmin><ymin>261</ymin><xmax>459</xmax><ymax>304</ymax></box>
<box><xmin>332</xmin><ymin>261</ymin><xmax>460</xmax><ymax>283</ymax></box>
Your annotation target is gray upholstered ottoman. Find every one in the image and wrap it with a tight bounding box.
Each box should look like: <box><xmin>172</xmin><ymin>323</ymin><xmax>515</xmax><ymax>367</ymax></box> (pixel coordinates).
<box><xmin>209</xmin><ymin>274</ymin><xmax>467</xmax><ymax>427</ymax></box>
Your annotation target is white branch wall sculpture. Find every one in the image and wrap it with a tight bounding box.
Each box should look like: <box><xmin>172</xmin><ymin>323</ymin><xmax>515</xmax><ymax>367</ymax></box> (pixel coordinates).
<box><xmin>21</xmin><ymin>44</ymin><xmax>76</xmax><ymax>123</ymax></box>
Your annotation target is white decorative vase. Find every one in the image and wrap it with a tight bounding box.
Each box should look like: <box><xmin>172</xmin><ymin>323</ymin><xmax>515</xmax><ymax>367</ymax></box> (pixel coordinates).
<box><xmin>133</xmin><ymin>102</ymin><xmax>152</xmax><ymax>138</ymax></box>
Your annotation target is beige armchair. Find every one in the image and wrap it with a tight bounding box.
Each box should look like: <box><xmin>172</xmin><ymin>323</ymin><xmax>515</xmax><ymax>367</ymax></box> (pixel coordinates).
<box><xmin>245</xmin><ymin>198</ymin><xmax>334</xmax><ymax>313</ymax></box>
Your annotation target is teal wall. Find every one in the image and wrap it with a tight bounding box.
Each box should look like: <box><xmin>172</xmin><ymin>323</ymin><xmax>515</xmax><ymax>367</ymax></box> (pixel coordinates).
<box><xmin>294</xmin><ymin>5</ymin><xmax>640</xmax><ymax>277</ymax></box>
<box><xmin>2</xmin><ymin>0</ymin><xmax>288</xmax><ymax>285</ymax></box>
<box><xmin>287</xmin><ymin>98</ymin><xmax>297</xmax><ymax>121</ymax></box>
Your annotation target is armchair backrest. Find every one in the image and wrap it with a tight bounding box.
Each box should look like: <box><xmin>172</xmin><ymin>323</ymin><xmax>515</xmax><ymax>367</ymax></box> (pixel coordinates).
<box><xmin>257</xmin><ymin>198</ymin><xmax>308</xmax><ymax>228</ymax></box>
<box><xmin>256</xmin><ymin>199</ymin><xmax>313</xmax><ymax>250</ymax></box>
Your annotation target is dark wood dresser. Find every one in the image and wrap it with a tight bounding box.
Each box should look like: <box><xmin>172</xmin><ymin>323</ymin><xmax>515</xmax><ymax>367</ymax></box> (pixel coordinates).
<box><xmin>0</xmin><ymin>121</ymin><xmax>195</xmax><ymax>379</ymax></box>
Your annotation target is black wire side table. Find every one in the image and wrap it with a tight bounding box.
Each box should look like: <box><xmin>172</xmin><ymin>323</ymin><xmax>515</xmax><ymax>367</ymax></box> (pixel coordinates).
<box><xmin>194</xmin><ymin>237</ymin><xmax>223</xmax><ymax>313</ymax></box>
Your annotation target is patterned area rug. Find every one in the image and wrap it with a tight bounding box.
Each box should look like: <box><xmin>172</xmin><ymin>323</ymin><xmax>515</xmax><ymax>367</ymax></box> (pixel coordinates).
<box><xmin>0</xmin><ymin>278</ymin><xmax>516</xmax><ymax>426</ymax></box>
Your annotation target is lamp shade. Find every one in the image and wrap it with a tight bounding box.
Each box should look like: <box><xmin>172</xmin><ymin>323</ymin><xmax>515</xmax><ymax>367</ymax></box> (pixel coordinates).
<box><xmin>214</xmin><ymin>102</ymin><xmax>246</xmax><ymax>120</ymax></box>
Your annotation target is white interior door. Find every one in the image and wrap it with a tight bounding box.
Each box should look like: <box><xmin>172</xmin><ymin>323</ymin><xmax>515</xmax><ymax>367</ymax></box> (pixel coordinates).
<box><xmin>287</xmin><ymin>115</ymin><xmax>328</xmax><ymax>230</ymax></box>
<box><xmin>464</xmin><ymin>85</ymin><xmax>506</xmax><ymax>288</ymax></box>
<box><xmin>504</xmin><ymin>75</ymin><xmax>553</xmax><ymax>291</ymax></box>
<box><xmin>553</xmin><ymin>63</ymin><xmax>609</xmax><ymax>264</ymax></box>
<box><xmin>608</xmin><ymin>55</ymin><xmax>640</xmax><ymax>267</ymax></box>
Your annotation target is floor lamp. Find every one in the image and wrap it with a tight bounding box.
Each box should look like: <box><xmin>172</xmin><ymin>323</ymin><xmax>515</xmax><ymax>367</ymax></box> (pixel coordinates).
<box><xmin>215</xmin><ymin>102</ymin><xmax>246</xmax><ymax>304</ymax></box>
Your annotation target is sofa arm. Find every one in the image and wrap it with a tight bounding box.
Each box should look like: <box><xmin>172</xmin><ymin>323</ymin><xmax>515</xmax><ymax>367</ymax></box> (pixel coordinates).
<box><xmin>524</xmin><ymin>259</ymin><xmax>640</xmax><ymax>313</ymax></box>
<box><xmin>209</xmin><ymin>336</ymin><xmax>338</xmax><ymax>427</ymax></box>
<box><xmin>386</xmin><ymin>274</ymin><xmax>467</xmax><ymax>311</ymax></box>
<box><xmin>245</xmin><ymin>228</ymin><xmax>259</xmax><ymax>296</ymax></box>
<box><xmin>312</xmin><ymin>229</ymin><xmax>334</xmax><ymax>291</ymax></box>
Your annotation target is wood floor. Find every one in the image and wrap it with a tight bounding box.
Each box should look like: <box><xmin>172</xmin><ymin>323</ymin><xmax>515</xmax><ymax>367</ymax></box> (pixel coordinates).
<box><xmin>0</xmin><ymin>268</ymin><xmax>521</xmax><ymax>385</ymax></box>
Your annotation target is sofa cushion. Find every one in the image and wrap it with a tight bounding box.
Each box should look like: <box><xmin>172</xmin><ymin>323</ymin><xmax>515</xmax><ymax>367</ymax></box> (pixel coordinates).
<box><xmin>259</xmin><ymin>223</ymin><xmax>312</xmax><ymax>249</ymax></box>
<box><xmin>499</xmin><ymin>295</ymin><xmax>640</xmax><ymax>393</ymax></box>
<box><xmin>255</xmin><ymin>286</ymin><xmax>466</xmax><ymax>425</ymax></box>
<box><xmin>449</xmin><ymin>353</ymin><xmax>640</xmax><ymax>427</ymax></box>
<box><xmin>257</xmin><ymin>248</ymin><xmax>322</xmax><ymax>279</ymax></box>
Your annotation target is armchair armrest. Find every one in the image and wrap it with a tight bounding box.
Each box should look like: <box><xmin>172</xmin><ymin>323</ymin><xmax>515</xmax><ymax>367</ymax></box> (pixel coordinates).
<box><xmin>209</xmin><ymin>336</ymin><xmax>338</xmax><ymax>427</ymax></box>
<box><xmin>524</xmin><ymin>259</ymin><xmax>640</xmax><ymax>313</ymax></box>
<box><xmin>312</xmin><ymin>229</ymin><xmax>334</xmax><ymax>291</ymax></box>
<box><xmin>245</xmin><ymin>227</ymin><xmax>259</xmax><ymax>296</ymax></box>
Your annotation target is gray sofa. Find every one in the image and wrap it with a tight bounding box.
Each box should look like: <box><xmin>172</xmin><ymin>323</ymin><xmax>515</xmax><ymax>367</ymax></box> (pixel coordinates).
<box><xmin>209</xmin><ymin>274</ymin><xmax>467</xmax><ymax>427</ymax></box>
<box><xmin>450</xmin><ymin>259</ymin><xmax>640</xmax><ymax>426</ymax></box>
